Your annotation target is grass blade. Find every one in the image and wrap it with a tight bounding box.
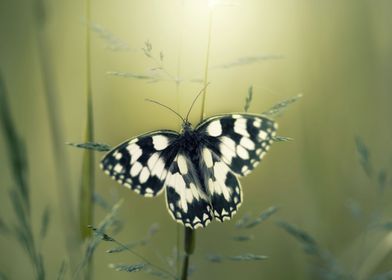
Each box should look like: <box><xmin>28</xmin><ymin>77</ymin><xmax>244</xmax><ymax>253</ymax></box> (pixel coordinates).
<box><xmin>355</xmin><ymin>136</ymin><xmax>373</xmax><ymax>178</ymax></box>
<box><xmin>109</xmin><ymin>263</ymin><xmax>145</xmax><ymax>273</ymax></box>
<box><xmin>0</xmin><ymin>72</ymin><xmax>29</xmax><ymax>210</ymax></box>
<box><xmin>40</xmin><ymin>206</ymin><xmax>50</xmax><ymax>240</ymax></box>
<box><xmin>229</xmin><ymin>254</ymin><xmax>268</xmax><ymax>261</ymax></box>
<box><xmin>56</xmin><ymin>261</ymin><xmax>67</xmax><ymax>280</ymax></box>
<box><xmin>263</xmin><ymin>94</ymin><xmax>302</xmax><ymax>118</ymax></box>
<box><xmin>232</xmin><ymin>235</ymin><xmax>254</xmax><ymax>242</ymax></box>
<box><xmin>273</xmin><ymin>136</ymin><xmax>294</xmax><ymax>142</ymax></box>
<box><xmin>276</xmin><ymin>221</ymin><xmax>319</xmax><ymax>255</ymax></box>
<box><xmin>67</xmin><ymin>142</ymin><xmax>111</xmax><ymax>152</ymax></box>
<box><xmin>212</xmin><ymin>54</ymin><xmax>283</xmax><ymax>69</ymax></box>
<box><xmin>0</xmin><ymin>272</ymin><xmax>8</xmax><ymax>280</ymax></box>
<box><xmin>244</xmin><ymin>85</ymin><xmax>253</xmax><ymax>112</ymax></box>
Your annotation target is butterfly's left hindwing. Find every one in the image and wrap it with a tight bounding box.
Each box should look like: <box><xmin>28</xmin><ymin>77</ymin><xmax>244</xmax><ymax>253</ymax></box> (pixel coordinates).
<box><xmin>196</xmin><ymin>114</ymin><xmax>277</xmax><ymax>177</ymax></box>
<box><xmin>165</xmin><ymin>153</ymin><xmax>213</xmax><ymax>229</ymax></box>
<box><xmin>100</xmin><ymin>130</ymin><xmax>179</xmax><ymax>197</ymax></box>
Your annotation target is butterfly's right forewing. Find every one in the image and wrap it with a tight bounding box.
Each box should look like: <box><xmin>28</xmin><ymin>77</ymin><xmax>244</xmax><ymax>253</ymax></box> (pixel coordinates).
<box><xmin>100</xmin><ymin>130</ymin><xmax>179</xmax><ymax>197</ymax></box>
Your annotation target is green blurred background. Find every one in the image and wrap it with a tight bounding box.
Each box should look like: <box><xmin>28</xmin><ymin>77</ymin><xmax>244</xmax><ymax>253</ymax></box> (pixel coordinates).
<box><xmin>1</xmin><ymin>0</ymin><xmax>392</xmax><ymax>279</ymax></box>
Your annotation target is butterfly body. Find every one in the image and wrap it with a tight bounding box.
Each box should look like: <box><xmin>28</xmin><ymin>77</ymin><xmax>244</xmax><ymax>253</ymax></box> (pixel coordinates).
<box><xmin>101</xmin><ymin>113</ymin><xmax>277</xmax><ymax>229</ymax></box>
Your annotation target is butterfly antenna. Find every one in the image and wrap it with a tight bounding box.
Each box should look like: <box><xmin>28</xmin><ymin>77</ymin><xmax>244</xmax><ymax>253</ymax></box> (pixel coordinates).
<box><xmin>185</xmin><ymin>83</ymin><xmax>210</xmax><ymax>122</ymax></box>
<box><xmin>145</xmin><ymin>99</ymin><xmax>186</xmax><ymax>123</ymax></box>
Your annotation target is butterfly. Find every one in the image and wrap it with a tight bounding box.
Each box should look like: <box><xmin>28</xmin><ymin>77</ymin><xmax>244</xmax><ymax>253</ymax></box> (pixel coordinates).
<box><xmin>100</xmin><ymin>93</ymin><xmax>277</xmax><ymax>229</ymax></box>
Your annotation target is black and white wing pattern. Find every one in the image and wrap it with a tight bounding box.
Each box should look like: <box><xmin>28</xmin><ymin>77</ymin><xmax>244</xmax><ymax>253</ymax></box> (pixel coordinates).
<box><xmin>196</xmin><ymin>113</ymin><xmax>277</xmax><ymax>177</ymax></box>
<box><xmin>101</xmin><ymin>113</ymin><xmax>278</xmax><ymax>229</ymax></box>
<box><xmin>165</xmin><ymin>152</ymin><xmax>213</xmax><ymax>229</ymax></box>
<box><xmin>100</xmin><ymin>130</ymin><xmax>179</xmax><ymax>197</ymax></box>
<box><xmin>200</xmin><ymin>147</ymin><xmax>242</xmax><ymax>222</ymax></box>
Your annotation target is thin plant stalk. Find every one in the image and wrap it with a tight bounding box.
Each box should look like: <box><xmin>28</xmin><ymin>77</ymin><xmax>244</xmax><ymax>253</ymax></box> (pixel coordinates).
<box><xmin>181</xmin><ymin>7</ymin><xmax>214</xmax><ymax>280</ymax></box>
<box><xmin>181</xmin><ymin>228</ymin><xmax>195</xmax><ymax>280</ymax></box>
<box><xmin>33</xmin><ymin>0</ymin><xmax>81</xmax><ymax>269</ymax></box>
<box><xmin>175</xmin><ymin>1</ymin><xmax>185</xmax><ymax>276</ymax></box>
<box><xmin>80</xmin><ymin>0</ymin><xmax>95</xmax><ymax>242</ymax></box>
<box><xmin>199</xmin><ymin>10</ymin><xmax>213</xmax><ymax>121</ymax></box>
<box><xmin>80</xmin><ymin>0</ymin><xmax>95</xmax><ymax>279</ymax></box>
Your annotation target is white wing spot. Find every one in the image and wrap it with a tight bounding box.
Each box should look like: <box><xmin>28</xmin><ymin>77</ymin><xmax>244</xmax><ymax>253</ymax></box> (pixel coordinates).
<box><xmin>253</xmin><ymin>119</ymin><xmax>262</xmax><ymax>128</ymax></box>
<box><xmin>206</xmin><ymin>120</ymin><xmax>222</xmax><ymax>137</ymax></box>
<box><xmin>129</xmin><ymin>138</ymin><xmax>139</xmax><ymax>144</ymax></box>
<box><xmin>236</xmin><ymin>145</ymin><xmax>249</xmax><ymax>160</ymax></box>
<box><xmin>152</xmin><ymin>158</ymin><xmax>165</xmax><ymax>176</ymax></box>
<box><xmin>234</xmin><ymin>118</ymin><xmax>250</xmax><ymax>137</ymax></box>
<box><xmin>203</xmin><ymin>148</ymin><xmax>213</xmax><ymax>168</ymax></box>
<box><xmin>240</xmin><ymin>137</ymin><xmax>255</xmax><ymax>150</ymax></box>
<box><xmin>194</xmin><ymin>223</ymin><xmax>203</xmax><ymax>229</ymax></box>
<box><xmin>127</xmin><ymin>143</ymin><xmax>142</xmax><ymax>164</ymax></box>
<box><xmin>145</xmin><ymin>188</ymin><xmax>154</xmax><ymax>194</ymax></box>
<box><xmin>147</xmin><ymin>153</ymin><xmax>159</xmax><ymax>170</ymax></box>
<box><xmin>130</xmin><ymin>161</ymin><xmax>143</xmax><ymax>177</ymax></box>
<box><xmin>203</xmin><ymin>213</ymin><xmax>209</xmax><ymax>222</ymax></box>
<box><xmin>220</xmin><ymin>136</ymin><xmax>237</xmax><ymax>164</ymax></box>
<box><xmin>152</xmin><ymin>135</ymin><xmax>169</xmax><ymax>150</ymax></box>
<box><xmin>258</xmin><ymin>130</ymin><xmax>268</xmax><ymax>140</ymax></box>
<box><xmin>114</xmin><ymin>164</ymin><xmax>124</xmax><ymax>173</ymax></box>
<box><xmin>139</xmin><ymin>167</ymin><xmax>150</xmax><ymax>184</ymax></box>
<box><xmin>114</xmin><ymin>152</ymin><xmax>122</xmax><ymax>160</ymax></box>
<box><xmin>211</xmin><ymin>162</ymin><xmax>232</xmax><ymax>200</ymax></box>
<box><xmin>177</xmin><ymin>154</ymin><xmax>188</xmax><ymax>174</ymax></box>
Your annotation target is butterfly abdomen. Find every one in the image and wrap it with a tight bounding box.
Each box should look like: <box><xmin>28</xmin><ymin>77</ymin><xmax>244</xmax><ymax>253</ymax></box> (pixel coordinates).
<box><xmin>178</xmin><ymin>129</ymin><xmax>208</xmax><ymax>193</ymax></box>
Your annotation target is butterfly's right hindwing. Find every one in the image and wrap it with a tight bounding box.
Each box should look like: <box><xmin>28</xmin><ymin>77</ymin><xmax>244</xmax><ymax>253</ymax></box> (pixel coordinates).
<box><xmin>100</xmin><ymin>130</ymin><xmax>179</xmax><ymax>197</ymax></box>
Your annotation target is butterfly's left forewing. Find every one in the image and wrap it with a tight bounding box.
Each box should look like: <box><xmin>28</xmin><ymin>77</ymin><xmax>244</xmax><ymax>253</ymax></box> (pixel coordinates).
<box><xmin>100</xmin><ymin>130</ymin><xmax>179</xmax><ymax>197</ymax></box>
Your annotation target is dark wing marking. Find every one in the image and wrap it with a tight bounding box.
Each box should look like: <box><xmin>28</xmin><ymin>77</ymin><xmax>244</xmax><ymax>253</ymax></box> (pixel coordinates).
<box><xmin>100</xmin><ymin>130</ymin><xmax>179</xmax><ymax>197</ymax></box>
<box><xmin>196</xmin><ymin>113</ymin><xmax>277</xmax><ymax>176</ymax></box>
<box><xmin>200</xmin><ymin>147</ymin><xmax>242</xmax><ymax>222</ymax></box>
<box><xmin>165</xmin><ymin>152</ymin><xmax>213</xmax><ymax>229</ymax></box>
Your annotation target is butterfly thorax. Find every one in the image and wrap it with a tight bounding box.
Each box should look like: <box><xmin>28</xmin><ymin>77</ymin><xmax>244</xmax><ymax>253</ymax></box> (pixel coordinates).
<box><xmin>179</xmin><ymin>125</ymin><xmax>202</xmax><ymax>162</ymax></box>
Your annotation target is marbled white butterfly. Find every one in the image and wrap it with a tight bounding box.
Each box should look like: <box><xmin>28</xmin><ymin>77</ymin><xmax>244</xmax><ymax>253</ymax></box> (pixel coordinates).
<box><xmin>100</xmin><ymin>94</ymin><xmax>277</xmax><ymax>229</ymax></box>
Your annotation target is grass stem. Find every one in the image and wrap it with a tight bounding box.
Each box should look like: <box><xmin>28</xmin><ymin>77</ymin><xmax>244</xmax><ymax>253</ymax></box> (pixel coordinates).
<box><xmin>33</xmin><ymin>0</ymin><xmax>81</xmax><ymax>270</ymax></box>
<box><xmin>181</xmin><ymin>228</ymin><xmax>195</xmax><ymax>280</ymax></box>
<box><xmin>199</xmin><ymin>10</ymin><xmax>213</xmax><ymax>121</ymax></box>
<box><xmin>80</xmin><ymin>0</ymin><xmax>95</xmax><ymax>279</ymax></box>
